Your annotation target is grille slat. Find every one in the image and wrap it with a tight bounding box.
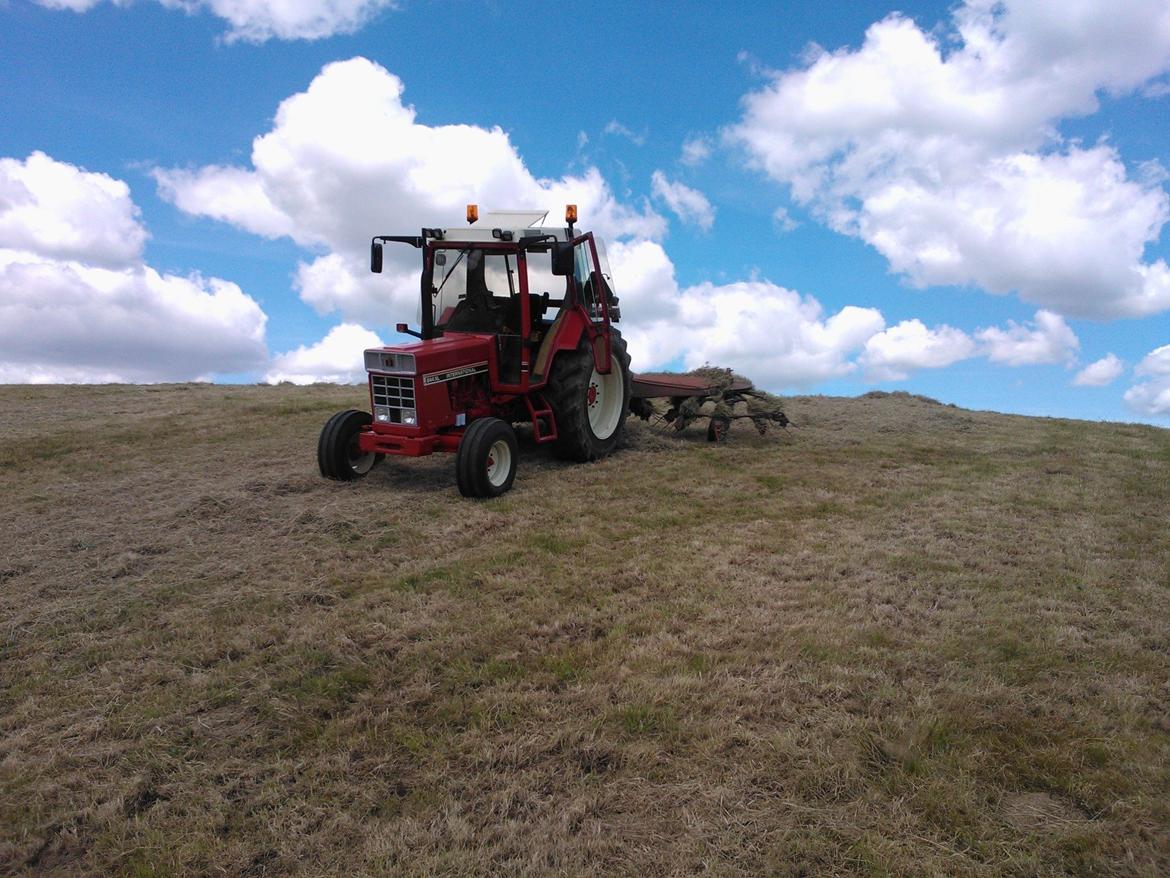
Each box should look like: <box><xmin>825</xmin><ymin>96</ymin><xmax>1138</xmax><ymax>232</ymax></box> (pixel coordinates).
<box><xmin>371</xmin><ymin>374</ymin><xmax>416</xmax><ymax>424</ymax></box>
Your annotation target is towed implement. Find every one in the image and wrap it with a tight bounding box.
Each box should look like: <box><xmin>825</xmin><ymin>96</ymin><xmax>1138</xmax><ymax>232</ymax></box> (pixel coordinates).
<box><xmin>318</xmin><ymin>205</ymin><xmax>785</xmax><ymax>498</ymax></box>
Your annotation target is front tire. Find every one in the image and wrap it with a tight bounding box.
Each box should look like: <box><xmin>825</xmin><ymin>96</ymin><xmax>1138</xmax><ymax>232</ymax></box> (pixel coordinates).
<box><xmin>547</xmin><ymin>330</ymin><xmax>632</xmax><ymax>462</ymax></box>
<box><xmin>456</xmin><ymin>417</ymin><xmax>519</xmax><ymax>498</ymax></box>
<box><xmin>318</xmin><ymin>409</ymin><xmax>380</xmax><ymax>480</ymax></box>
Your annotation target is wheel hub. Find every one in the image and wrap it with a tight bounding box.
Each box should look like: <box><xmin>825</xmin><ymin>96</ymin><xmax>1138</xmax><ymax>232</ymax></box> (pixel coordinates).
<box><xmin>485</xmin><ymin>439</ymin><xmax>511</xmax><ymax>487</ymax></box>
<box><xmin>586</xmin><ymin>359</ymin><xmax>623</xmax><ymax>440</ymax></box>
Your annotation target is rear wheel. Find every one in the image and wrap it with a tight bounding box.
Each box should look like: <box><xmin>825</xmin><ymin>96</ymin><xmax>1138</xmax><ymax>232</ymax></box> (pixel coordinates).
<box><xmin>456</xmin><ymin>417</ymin><xmax>519</xmax><ymax>498</ymax></box>
<box><xmin>547</xmin><ymin>330</ymin><xmax>632</xmax><ymax>462</ymax></box>
<box><xmin>318</xmin><ymin>409</ymin><xmax>381</xmax><ymax>480</ymax></box>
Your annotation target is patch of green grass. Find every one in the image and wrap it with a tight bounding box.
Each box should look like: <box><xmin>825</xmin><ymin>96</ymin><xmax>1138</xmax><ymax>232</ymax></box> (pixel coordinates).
<box><xmin>121</xmin><ymin>849</ymin><xmax>175</xmax><ymax>878</ymax></box>
<box><xmin>993</xmin><ymin>635</ymin><xmax>1029</xmax><ymax>662</ymax></box>
<box><xmin>530</xmin><ymin>532</ymin><xmax>572</xmax><ymax>554</ymax></box>
<box><xmin>805</xmin><ymin>500</ymin><xmax>846</xmax><ymax>518</ymax></box>
<box><xmin>443</xmin><ymin>656</ymin><xmax>524</xmax><ymax>691</ymax></box>
<box><xmin>544</xmin><ymin>653</ymin><xmax>585</xmax><ymax>684</ymax></box>
<box><xmin>281</xmin><ymin>650</ymin><xmax>371</xmax><ymax>707</ymax></box>
<box><xmin>684</xmin><ymin>653</ymin><xmax>714</xmax><ymax>676</ymax></box>
<box><xmin>390</xmin><ymin>562</ymin><xmax>468</xmax><ymax>592</ymax></box>
<box><xmin>860</xmin><ymin>628</ymin><xmax>896</xmax><ymax>650</ymax></box>
<box><xmin>614</xmin><ymin>703</ymin><xmax>678</xmax><ymax>738</ymax></box>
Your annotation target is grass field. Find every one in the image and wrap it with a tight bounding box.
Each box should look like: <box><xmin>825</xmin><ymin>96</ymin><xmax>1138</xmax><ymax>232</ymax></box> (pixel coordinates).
<box><xmin>1</xmin><ymin>383</ymin><xmax>1168</xmax><ymax>876</ymax></box>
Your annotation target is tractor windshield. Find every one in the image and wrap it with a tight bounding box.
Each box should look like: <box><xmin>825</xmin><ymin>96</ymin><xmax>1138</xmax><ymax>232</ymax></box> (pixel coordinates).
<box><xmin>429</xmin><ymin>246</ymin><xmax>568</xmax><ymax>334</ymax></box>
<box><xmin>431</xmin><ymin>248</ymin><xmax>517</xmax><ymax>333</ymax></box>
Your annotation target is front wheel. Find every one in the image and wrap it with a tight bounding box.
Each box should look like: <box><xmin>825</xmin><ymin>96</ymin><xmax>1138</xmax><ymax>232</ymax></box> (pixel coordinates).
<box><xmin>456</xmin><ymin>417</ymin><xmax>519</xmax><ymax>498</ymax></box>
<box><xmin>318</xmin><ymin>409</ymin><xmax>381</xmax><ymax>480</ymax></box>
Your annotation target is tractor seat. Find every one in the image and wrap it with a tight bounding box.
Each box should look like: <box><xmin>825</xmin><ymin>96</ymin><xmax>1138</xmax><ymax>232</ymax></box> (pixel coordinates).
<box><xmin>531</xmin><ymin>310</ymin><xmax>566</xmax><ymax>381</ymax></box>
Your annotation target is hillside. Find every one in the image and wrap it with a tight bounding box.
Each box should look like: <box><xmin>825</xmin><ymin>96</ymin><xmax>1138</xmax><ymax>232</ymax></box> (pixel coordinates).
<box><xmin>1</xmin><ymin>383</ymin><xmax>1168</xmax><ymax>876</ymax></box>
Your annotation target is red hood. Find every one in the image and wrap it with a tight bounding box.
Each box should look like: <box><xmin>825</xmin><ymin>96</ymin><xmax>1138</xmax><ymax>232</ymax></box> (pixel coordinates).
<box><xmin>378</xmin><ymin>333</ymin><xmax>493</xmax><ymax>373</ymax></box>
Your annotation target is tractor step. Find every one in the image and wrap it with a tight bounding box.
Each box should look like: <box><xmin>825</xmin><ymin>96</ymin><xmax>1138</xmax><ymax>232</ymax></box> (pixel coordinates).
<box><xmin>524</xmin><ymin>393</ymin><xmax>558</xmax><ymax>443</ymax></box>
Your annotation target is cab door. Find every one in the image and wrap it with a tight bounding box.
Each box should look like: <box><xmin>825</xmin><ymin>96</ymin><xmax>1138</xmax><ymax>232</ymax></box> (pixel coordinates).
<box><xmin>567</xmin><ymin>233</ymin><xmax>613</xmax><ymax>373</ymax></box>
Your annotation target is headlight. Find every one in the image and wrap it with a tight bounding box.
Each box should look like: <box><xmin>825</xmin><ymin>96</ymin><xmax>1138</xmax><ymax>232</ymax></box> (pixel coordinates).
<box><xmin>402</xmin><ymin>409</ymin><xmax>417</xmax><ymax>426</ymax></box>
<box><xmin>374</xmin><ymin>405</ymin><xmax>392</xmax><ymax>422</ymax></box>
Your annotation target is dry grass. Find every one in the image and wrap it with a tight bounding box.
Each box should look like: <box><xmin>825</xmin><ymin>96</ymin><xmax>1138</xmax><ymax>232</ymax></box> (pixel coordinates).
<box><xmin>1</xmin><ymin>383</ymin><xmax>1168</xmax><ymax>876</ymax></box>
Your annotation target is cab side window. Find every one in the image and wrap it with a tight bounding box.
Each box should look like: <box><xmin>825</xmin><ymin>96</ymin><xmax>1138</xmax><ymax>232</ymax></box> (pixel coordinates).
<box><xmin>572</xmin><ymin>241</ymin><xmax>602</xmax><ymax>319</ymax></box>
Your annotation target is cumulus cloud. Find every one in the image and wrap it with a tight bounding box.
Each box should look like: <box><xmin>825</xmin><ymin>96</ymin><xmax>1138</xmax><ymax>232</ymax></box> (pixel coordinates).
<box><xmin>0</xmin><ymin>153</ymin><xmax>267</xmax><ymax>383</ymax></box>
<box><xmin>266</xmin><ymin>322</ymin><xmax>382</xmax><ymax>384</ymax></box>
<box><xmin>1124</xmin><ymin>344</ymin><xmax>1170</xmax><ymax>416</ymax></box>
<box><xmin>650</xmin><ymin>171</ymin><xmax>715</xmax><ymax>231</ymax></box>
<box><xmin>0</xmin><ymin>152</ymin><xmax>146</xmax><ymax>268</ymax></box>
<box><xmin>976</xmin><ymin>309</ymin><xmax>1079</xmax><ymax>366</ymax></box>
<box><xmin>860</xmin><ymin>319</ymin><xmax>977</xmax><ymax>381</ymax></box>
<box><xmin>1073</xmin><ymin>353</ymin><xmax>1124</xmax><ymax>387</ymax></box>
<box><xmin>609</xmin><ymin>240</ymin><xmax>885</xmax><ymax>388</ymax></box>
<box><xmin>680</xmin><ymin>136</ymin><xmax>712</xmax><ymax>167</ymax></box>
<box><xmin>34</xmin><ymin>0</ymin><xmax>397</xmax><ymax>43</ymax></box>
<box><xmin>729</xmin><ymin>0</ymin><xmax>1170</xmax><ymax>319</ymax></box>
<box><xmin>156</xmin><ymin>58</ymin><xmax>665</xmax><ymax>327</ymax></box>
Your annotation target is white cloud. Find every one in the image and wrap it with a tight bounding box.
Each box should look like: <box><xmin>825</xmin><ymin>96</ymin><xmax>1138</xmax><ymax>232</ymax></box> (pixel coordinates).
<box><xmin>155</xmin><ymin>164</ymin><xmax>295</xmax><ymax>240</ymax></box>
<box><xmin>729</xmin><ymin>1</ymin><xmax>1170</xmax><ymax>319</ymax></box>
<box><xmin>772</xmin><ymin>206</ymin><xmax>799</xmax><ymax>232</ymax></box>
<box><xmin>1073</xmin><ymin>353</ymin><xmax>1124</xmax><ymax>387</ymax></box>
<box><xmin>860</xmin><ymin>319</ymin><xmax>977</xmax><ymax>381</ymax></box>
<box><xmin>976</xmin><ymin>309</ymin><xmax>1079</xmax><ymax>366</ymax></box>
<box><xmin>1124</xmin><ymin>344</ymin><xmax>1170</xmax><ymax>416</ymax></box>
<box><xmin>650</xmin><ymin>171</ymin><xmax>715</xmax><ymax>231</ymax></box>
<box><xmin>680</xmin><ymin>136</ymin><xmax>712</xmax><ymax>167</ymax></box>
<box><xmin>266</xmin><ymin>322</ymin><xmax>382</xmax><ymax>384</ymax></box>
<box><xmin>609</xmin><ymin>240</ymin><xmax>885</xmax><ymax>389</ymax></box>
<box><xmin>0</xmin><ymin>152</ymin><xmax>146</xmax><ymax>268</ymax></box>
<box><xmin>34</xmin><ymin>0</ymin><xmax>397</xmax><ymax>42</ymax></box>
<box><xmin>603</xmin><ymin>120</ymin><xmax>646</xmax><ymax>146</ymax></box>
<box><xmin>0</xmin><ymin>153</ymin><xmax>267</xmax><ymax>383</ymax></box>
<box><xmin>156</xmin><ymin>58</ymin><xmax>666</xmax><ymax>327</ymax></box>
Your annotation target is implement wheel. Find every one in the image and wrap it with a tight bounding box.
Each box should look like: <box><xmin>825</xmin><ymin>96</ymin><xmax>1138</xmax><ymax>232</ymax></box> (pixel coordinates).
<box><xmin>318</xmin><ymin>409</ymin><xmax>382</xmax><ymax>480</ymax></box>
<box><xmin>547</xmin><ymin>330</ymin><xmax>632</xmax><ymax>462</ymax></box>
<box><xmin>456</xmin><ymin>417</ymin><xmax>518</xmax><ymax>498</ymax></box>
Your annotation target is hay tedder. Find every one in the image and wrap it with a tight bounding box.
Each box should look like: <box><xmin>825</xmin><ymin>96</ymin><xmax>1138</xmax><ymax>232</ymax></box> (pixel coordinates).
<box><xmin>317</xmin><ymin>206</ymin><xmax>787</xmax><ymax>498</ymax></box>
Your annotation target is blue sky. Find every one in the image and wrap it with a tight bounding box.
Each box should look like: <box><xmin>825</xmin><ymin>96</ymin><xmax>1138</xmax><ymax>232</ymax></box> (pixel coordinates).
<box><xmin>2</xmin><ymin>0</ymin><xmax>1170</xmax><ymax>424</ymax></box>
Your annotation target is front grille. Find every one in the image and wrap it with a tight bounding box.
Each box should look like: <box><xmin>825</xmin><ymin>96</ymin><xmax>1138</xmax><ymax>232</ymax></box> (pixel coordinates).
<box><xmin>371</xmin><ymin>373</ymin><xmax>416</xmax><ymax>423</ymax></box>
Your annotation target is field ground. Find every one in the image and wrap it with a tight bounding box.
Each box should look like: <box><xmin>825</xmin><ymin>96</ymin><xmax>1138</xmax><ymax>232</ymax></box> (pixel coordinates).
<box><xmin>1</xmin><ymin>383</ymin><xmax>1169</xmax><ymax>876</ymax></box>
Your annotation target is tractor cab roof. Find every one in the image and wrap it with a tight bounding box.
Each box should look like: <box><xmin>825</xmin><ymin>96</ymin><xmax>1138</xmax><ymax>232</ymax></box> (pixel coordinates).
<box><xmin>429</xmin><ymin>209</ymin><xmax>575</xmax><ymax>246</ymax></box>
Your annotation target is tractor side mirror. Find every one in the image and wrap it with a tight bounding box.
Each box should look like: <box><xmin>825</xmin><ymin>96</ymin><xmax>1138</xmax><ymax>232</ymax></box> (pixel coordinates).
<box><xmin>551</xmin><ymin>241</ymin><xmax>574</xmax><ymax>276</ymax></box>
<box><xmin>370</xmin><ymin>241</ymin><xmax>384</xmax><ymax>273</ymax></box>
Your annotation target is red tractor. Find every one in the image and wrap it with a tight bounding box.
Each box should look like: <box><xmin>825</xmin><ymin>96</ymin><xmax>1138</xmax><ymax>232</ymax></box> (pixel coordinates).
<box><xmin>318</xmin><ymin>205</ymin><xmax>631</xmax><ymax>497</ymax></box>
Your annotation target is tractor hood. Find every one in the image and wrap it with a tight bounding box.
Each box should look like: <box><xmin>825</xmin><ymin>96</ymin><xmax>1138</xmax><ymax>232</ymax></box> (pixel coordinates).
<box><xmin>364</xmin><ymin>334</ymin><xmax>493</xmax><ymax>380</ymax></box>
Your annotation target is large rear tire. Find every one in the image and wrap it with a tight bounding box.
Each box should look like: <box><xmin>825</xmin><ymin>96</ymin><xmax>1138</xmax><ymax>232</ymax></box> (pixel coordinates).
<box><xmin>547</xmin><ymin>330</ymin><xmax>632</xmax><ymax>462</ymax></box>
<box><xmin>318</xmin><ymin>409</ymin><xmax>381</xmax><ymax>481</ymax></box>
<box><xmin>456</xmin><ymin>417</ymin><xmax>519</xmax><ymax>498</ymax></box>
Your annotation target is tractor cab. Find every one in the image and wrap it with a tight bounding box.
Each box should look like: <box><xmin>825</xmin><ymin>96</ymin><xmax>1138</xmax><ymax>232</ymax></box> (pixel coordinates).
<box><xmin>370</xmin><ymin>206</ymin><xmax>620</xmax><ymax>390</ymax></box>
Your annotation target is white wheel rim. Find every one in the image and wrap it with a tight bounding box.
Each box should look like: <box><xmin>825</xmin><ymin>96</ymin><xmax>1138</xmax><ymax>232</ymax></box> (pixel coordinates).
<box><xmin>587</xmin><ymin>357</ymin><xmax>624</xmax><ymax>440</ymax></box>
<box><xmin>485</xmin><ymin>439</ymin><xmax>512</xmax><ymax>487</ymax></box>
<box><xmin>347</xmin><ymin>436</ymin><xmax>375</xmax><ymax>474</ymax></box>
